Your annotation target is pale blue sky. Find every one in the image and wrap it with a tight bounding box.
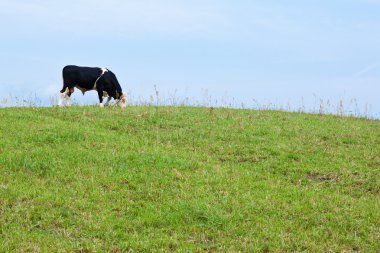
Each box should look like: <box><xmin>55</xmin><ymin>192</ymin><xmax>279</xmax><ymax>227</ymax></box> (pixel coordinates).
<box><xmin>0</xmin><ymin>0</ymin><xmax>379</xmax><ymax>117</ymax></box>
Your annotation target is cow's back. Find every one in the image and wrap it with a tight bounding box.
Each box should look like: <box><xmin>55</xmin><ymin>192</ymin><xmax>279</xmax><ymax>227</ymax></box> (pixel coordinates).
<box><xmin>63</xmin><ymin>65</ymin><xmax>103</xmax><ymax>89</ymax></box>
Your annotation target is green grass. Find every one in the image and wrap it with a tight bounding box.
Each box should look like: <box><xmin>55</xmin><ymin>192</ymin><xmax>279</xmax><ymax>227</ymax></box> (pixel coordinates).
<box><xmin>0</xmin><ymin>106</ymin><xmax>379</xmax><ymax>252</ymax></box>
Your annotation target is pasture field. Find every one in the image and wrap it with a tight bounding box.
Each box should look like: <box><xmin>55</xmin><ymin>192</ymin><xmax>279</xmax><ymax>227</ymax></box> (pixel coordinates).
<box><xmin>0</xmin><ymin>106</ymin><xmax>379</xmax><ymax>252</ymax></box>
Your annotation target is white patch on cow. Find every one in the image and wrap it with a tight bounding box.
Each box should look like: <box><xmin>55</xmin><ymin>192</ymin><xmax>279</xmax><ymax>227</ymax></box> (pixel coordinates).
<box><xmin>58</xmin><ymin>87</ymin><xmax>69</xmax><ymax>107</ymax></box>
<box><xmin>66</xmin><ymin>96</ymin><xmax>71</xmax><ymax>107</ymax></box>
<box><xmin>93</xmin><ymin>68</ymin><xmax>109</xmax><ymax>89</ymax></box>
<box><xmin>58</xmin><ymin>92</ymin><xmax>65</xmax><ymax>107</ymax></box>
<box><xmin>99</xmin><ymin>103</ymin><xmax>104</xmax><ymax>108</ymax></box>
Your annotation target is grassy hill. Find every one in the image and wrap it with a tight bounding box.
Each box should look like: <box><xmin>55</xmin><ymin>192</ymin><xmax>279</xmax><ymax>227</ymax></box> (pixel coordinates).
<box><xmin>0</xmin><ymin>106</ymin><xmax>379</xmax><ymax>252</ymax></box>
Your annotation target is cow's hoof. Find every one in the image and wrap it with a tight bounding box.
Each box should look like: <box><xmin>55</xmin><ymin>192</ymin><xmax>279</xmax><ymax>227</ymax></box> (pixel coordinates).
<box><xmin>99</xmin><ymin>103</ymin><xmax>104</xmax><ymax>108</ymax></box>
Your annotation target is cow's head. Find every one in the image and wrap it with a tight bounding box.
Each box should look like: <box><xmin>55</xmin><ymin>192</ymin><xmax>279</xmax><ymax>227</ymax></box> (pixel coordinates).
<box><xmin>116</xmin><ymin>92</ymin><xmax>126</xmax><ymax>108</ymax></box>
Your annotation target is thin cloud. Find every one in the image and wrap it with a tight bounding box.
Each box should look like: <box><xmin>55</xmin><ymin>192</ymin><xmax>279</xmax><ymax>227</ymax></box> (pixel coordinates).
<box><xmin>354</xmin><ymin>60</ymin><xmax>380</xmax><ymax>77</ymax></box>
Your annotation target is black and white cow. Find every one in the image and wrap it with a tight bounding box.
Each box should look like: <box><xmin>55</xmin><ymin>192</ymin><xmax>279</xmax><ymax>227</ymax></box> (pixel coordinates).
<box><xmin>59</xmin><ymin>65</ymin><xmax>126</xmax><ymax>108</ymax></box>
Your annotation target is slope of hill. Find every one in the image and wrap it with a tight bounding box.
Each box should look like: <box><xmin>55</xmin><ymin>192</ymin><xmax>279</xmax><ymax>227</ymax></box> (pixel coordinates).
<box><xmin>0</xmin><ymin>106</ymin><xmax>379</xmax><ymax>252</ymax></box>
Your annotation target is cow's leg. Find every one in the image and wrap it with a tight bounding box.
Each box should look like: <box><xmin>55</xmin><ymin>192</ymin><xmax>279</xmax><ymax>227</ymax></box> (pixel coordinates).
<box><xmin>102</xmin><ymin>91</ymin><xmax>111</xmax><ymax>106</ymax></box>
<box><xmin>97</xmin><ymin>89</ymin><xmax>104</xmax><ymax>107</ymax></box>
<box><xmin>65</xmin><ymin>87</ymin><xmax>74</xmax><ymax>107</ymax></box>
<box><xmin>58</xmin><ymin>87</ymin><xmax>69</xmax><ymax>107</ymax></box>
<box><xmin>66</xmin><ymin>94</ymin><xmax>71</xmax><ymax>107</ymax></box>
<box><xmin>104</xmin><ymin>96</ymin><xmax>112</xmax><ymax>106</ymax></box>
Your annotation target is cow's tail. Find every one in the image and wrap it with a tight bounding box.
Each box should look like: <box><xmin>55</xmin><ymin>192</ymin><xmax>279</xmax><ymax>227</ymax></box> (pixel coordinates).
<box><xmin>59</xmin><ymin>66</ymin><xmax>71</xmax><ymax>106</ymax></box>
<box><xmin>60</xmin><ymin>66</ymin><xmax>70</xmax><ymax>93</ymax></box>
